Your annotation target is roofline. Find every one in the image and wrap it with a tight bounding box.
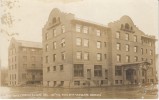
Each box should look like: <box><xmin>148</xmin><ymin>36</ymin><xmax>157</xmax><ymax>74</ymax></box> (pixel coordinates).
<box><xmin>141</xmin><ymin>35</ymin><xmax>156</xmax><ymax>40</ymax></box>
<box><xmin>17</xmin><ymin>40</ymin><xmax>41</xmax><ymax>44</ymax></box>
<box><xmin>72</xmin><ymin>18</ymin><xmax>108</xmax><ymax>28</ymax></box>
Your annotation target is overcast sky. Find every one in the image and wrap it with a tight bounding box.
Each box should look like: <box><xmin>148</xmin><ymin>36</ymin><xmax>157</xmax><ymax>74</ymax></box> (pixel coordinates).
<box><xmin>0</xmin><ymin>0</ymin><xmax>158</xmax><ymax>67</ymax></box>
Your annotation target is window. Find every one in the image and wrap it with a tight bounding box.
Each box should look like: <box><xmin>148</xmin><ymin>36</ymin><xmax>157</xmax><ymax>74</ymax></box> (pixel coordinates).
<box><xmin>125</xmin><ymin>23</ymin><xmax>130</xmax><ymax>29</ymax></box>
<box><xmin>15</xmin><ymin>64</ymin><xmax>17</xmax><ymax>69</ymax></box>
<box><xmin>47</xmin><ymin>67</ymin><xmax>50</xmax><ymax>72</ymax></box>
<box><xmin>96</xmin><ymin>29</ymin><xmax>101</xmax><ymax>36</ymax></box>
<box><xmin>83</xmin><ymin>39</ymin><xmax>89</xmax><ymax>47</ymax></box>
<box><xmin>150</xmin><ymin>50</ymin><xmax>152</xmax><ymax>55</ymax></box>
<box><xmin>46</xmin><ymin>56</ymin><xmax>48</xmax><ymax>63</ymax></box>
<box><xmin>15</xmin><ymin>56</ymin><xmax>16</xmax><ymax>62</ymax></box>
<box><xmin>76</xmin><ymin>52</ymin><xmax>82</xmax><ymax>60</ymax></box>
<box><xmin>31</xmin><ymin>56</ymin><xmax>35</xmax><ymax>61</ymax></box>
<box><xmin>116</xmin><ymin>32</ymin><xmax>120</xmax><ymax>39</ymax></box>
<box><xmin>104</xmin><ymin>54</ymin><xmax>107</xmax><ymax>59</ymax></box>
<box><xmin>32</xmin><ymin>64</ymin><xmax>35</xmax><ymax>68</ymax></box>
<box><xmin>15</xmin><ymin>74</ymin><xmax>16</xmax><ymax>80</ymax></box>
<box><xmin>60</xmin><ymin>65</ymin><xmax>63</xmax><ymax>71</ymax></box>
<box><xmin>116</xmin><ymin>43</ymin><xmax>120</xmax><ymax>50</ymax></box>
<box><xmin>115</xmin><ymin>66</ymin><xmax>122</xmax><ymax>76</ymax></box>
<box><xmin>53</xmin><ymin>17</ymin><xmax>56</xmax><ymax>23</ymax></box>
<box><xmin>61</xmin><ymin>52</ymin><xmax>65</xmax><ymax>60</ymax></box>
<box><xmin>94</xmin><ymin>65</ymin><xmax>102</xmax><ymax>77</ymax></box>
<box><xmin>120</xmin><ymin>80</ymin><xmax>122</xmax><ymax>84</ymax></box>
<box><xmin>45</xmin><ymin>33</ymin><xmax>48</xmax><ymax>40</ymax></box>
<box><xmin>83</xmin><ymin>26</ymin><xmax>88</xmax><ymax>33</ymax></box>
<box><xmin>150</xmin><ymin>59</ymin><xmax>153</xmax><ymax>64</ymax></box>
<box><xmin>125</xmin><ymin>44</ymin><xmax>129</xmax><ymax>51</ymax></box>
<box><xmin>57</xmin><ymin>17</ymin><xmax>60</xmax><ymax>22</ymax></box>
<box><xmin>61</xmin><ymin>39</ymin><xmax>65</xmax><ymax>47</ymax></box>
<box><xmin>53</xmin><ymin>66</ymin><xmax>56</xmax><ymax>71</ymax></box>
<box><xmin>125</xmin><ymin>33</ymin><xmax>129</xmax><ymax>40</ymax></box>
<box><xmin>84</xmin><ymin>52</ymin><xmax>89</xmax><ymax>60</ymax></box>
<box><xmin>53</xmin><ymin>42</ymin><xmax>56</xmax><ymax>49</ymax></box>
<box><xmin>105</xmin><ymin>70</ymin><xmax>108</xmax><ymax>78</ymax></box>
<box><xmin>141</xmin><ymin>48</ymin><xmax>143</xmax><ymax>55</ymax></box>
<box><xmin>61</xmin><ymin>81</ymin><xmax>64</xmax><ymax>86</ymax></box>
<box><xmin>23</xmin><ymin>64</ymin><xmax>27</xmax><ymax>68</ymax></box>
<box><xmin>12</xmin><ymin>65</ymin><xmax>14</xmax><ymax>70</ymax></box>
<box><xmin>61</xmin><ymin>25</ymin><xmax>65</xmax><ymax>33</ymax></box>
<box><xmin>53</xmin><ymin>54</ymin><xmax>56</xmax><ymax>61</ymax></box>
<box><xmin>134</xmin><ymin>56</ymin><xmax>138</xmax><ymax>62</ymax></box>
<box><xmin>76</xmin><ymin>24</ymin><xmax>81</xmax><ymax>32</ymax></box>
<box><xmin>115</xmin><ymin>80</ymin><xmax>118</xmax><ymax>84</ymax></box>
<box><xmin>53</xmin><ymin>81</ymin><xmax>56</xmax><ymax>86</ymax></box>
<box><xmin>97</xmin><ymin>41</ymin><xmax>101</xmax><ymax>48</ymax></box>
<box><xmin>74</xmin><ymin>81</ymin><xmax>80</xmax><ymax>86</ymax></box>
<box><xmin>76</xmin><ymin>38</ymin><xmax>82</xmax><ymax>46</ymax></box>
<box><xmin>46</xmin><ymin>44</ymin><xmax>48</xmax><ymax>51</ymax></box>
<box><xmin>121</xmin><ymin>24</ymin><xmax>124</xmax><ymax>29</ymax></box>
<box><xmin>117</xmin><ymin>54</ymin><xmax>121</xmax><ymax>62</ymax></box>
<box><xmin>74</xmin><ymin>64</ymin><xmax>84</xmax><ymax>77</ymax></box>
<box><xmin>23</xmin><ymin>56</ymin><xmax>27</xmax><ymax>61</ymax></box>
<box><xmin>134</xmin><ymin>35</ymin><xmax>137</xmax><ymax>42</ymax></box>
<box><xmin>126</xmin><ymin>55</ymin><xmax>130</xmax><ymax>62</ymax></box>
<box><xmin>97</xmin><ymin>53</ymin><xmax>102</xmax><ymax>61</ymax></box>
<box><xmin>134</xmin><ymin>46</ymin><xmax>137</xmax><ymax>52</ymax></box>
<box><xmin>53</xmin><ymin>29</ymin><xmax>56</xmax><ymax>37</ymax></box>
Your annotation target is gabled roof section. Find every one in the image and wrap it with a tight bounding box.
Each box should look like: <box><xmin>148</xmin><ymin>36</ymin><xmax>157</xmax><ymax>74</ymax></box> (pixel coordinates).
<box><xmin>17</xmin><ymin>40</ymin><xmax>42</xmax><ymax>48</ymax></box>
<box><xmin>9</xmin><ymin>37</ymin><xmax>42</xmax><ymax>48</ymax></box>
<box><xmin>119</xmin><ymin>15</ymin><xmax>134</xmax><ymax>25</ymax></box>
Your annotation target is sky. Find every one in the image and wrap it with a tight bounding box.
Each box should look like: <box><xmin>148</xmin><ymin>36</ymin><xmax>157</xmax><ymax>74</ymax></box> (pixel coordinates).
<box><xmin>0</xmin><ymin>0</ymin><xmax>158</xmax><ymax>67</ymax></box>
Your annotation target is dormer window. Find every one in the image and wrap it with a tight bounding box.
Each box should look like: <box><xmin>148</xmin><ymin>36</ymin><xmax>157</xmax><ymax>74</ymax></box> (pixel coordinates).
<box><xmin>52</xmin><ymin>17</ymin><xmax>56</xmax><ymax>24</ymax></box>
<box><xmin>121</xmin><ymin>24</ymin><xmax>124</xmax><ymax>29</ymax></box>
<box><xmin>130</xmin><ymin>27</ymin><xmax>133</xmax><ymax>30</ymax></box>
<box><xmin>125</xmin><ymin>23</ymin><xmax>129</xmax><ymax>30</ymax></box>
<box><xmin>58</xmin><ymin>17</ymin><xmax>60</xmax><ymax>22</ymax></box>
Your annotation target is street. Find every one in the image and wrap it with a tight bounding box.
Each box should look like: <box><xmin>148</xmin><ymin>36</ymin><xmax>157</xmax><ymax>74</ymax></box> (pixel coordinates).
<box><xmin>0</xmin><ymin>84</ymin><xmax>158</xmax><ymax>99</ymax></box>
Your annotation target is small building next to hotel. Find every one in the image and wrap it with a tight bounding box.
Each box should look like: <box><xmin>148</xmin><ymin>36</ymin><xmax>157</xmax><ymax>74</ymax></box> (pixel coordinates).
<box><xmin>8</xmin><ymin>38</ymin><xmax>43</xmax><ymax>86</ymax></box>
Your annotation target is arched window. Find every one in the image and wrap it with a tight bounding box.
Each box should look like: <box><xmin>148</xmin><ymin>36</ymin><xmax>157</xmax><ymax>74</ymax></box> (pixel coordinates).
<box><xmin>52</xmin><ymin>17</ymin><xmax>56</xmax><ymax>23</ymax></box>
<box><xmin>125</xmin><ymin>23</ymin><xmax>129</xmax><ymax>30</ymax></box>
<box><xmin>121</xmin><ymin>24</ymin><xmax>123</xmax><ymax>29</ymax></box>
<box><xmin>57</xmin><ymin>17</ymin><xmax>60</xmax><ymax>22</ymax></box>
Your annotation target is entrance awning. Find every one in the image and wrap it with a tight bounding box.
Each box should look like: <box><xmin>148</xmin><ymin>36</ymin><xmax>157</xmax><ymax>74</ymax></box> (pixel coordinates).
<box><xmin>115</xmin><ymin>61</ymin><xmax>150</xmax><ymax>70</ymax></box>
<box><xmin>116</xmin><ymin>61</ymin><xmax>150</xmax><ymax>66</ymax></box>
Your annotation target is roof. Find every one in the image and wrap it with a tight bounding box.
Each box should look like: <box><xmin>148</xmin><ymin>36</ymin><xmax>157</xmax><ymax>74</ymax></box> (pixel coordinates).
<box><xmin>17</xmin><ymin>40</ymin><xmax>42</xmax><ymax>48</ymax></box>
<box><xmin>72</xmin><ymin>18</ymin><xmax>107</xmax><ymax>28</ymax></box>
<box><xmin>141</xmin><ymin>35</ymin><xmax>156</xmax><ymax>40</ymax></box>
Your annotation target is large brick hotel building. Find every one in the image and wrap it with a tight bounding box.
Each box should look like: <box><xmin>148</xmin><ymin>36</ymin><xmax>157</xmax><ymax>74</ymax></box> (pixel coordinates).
<box><xmin>42</xmin><ymin>8</ymin><xmax>157</xmax><ymax>87</ymax></box>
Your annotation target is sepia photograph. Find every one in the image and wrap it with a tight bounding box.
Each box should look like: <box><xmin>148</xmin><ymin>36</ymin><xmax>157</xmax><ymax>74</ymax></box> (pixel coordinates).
<box><xmin>0</xmin><ymin>0</ymin><xmax>158</xmax><ymax>99</ymax></box>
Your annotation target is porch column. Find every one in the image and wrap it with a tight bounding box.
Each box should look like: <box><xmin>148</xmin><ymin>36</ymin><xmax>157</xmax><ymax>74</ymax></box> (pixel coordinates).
<box><xmin>137</xmin><ymin>68</ymin><xmax>141</xmax><ymax>84</ymax></box>
<box><xmin>145</xmin><ymin>70</ymin><xmax>147</xmax><ymax>84</ymax></box>
<box><xmin>123</xmin><ymin>69</ymin><xmax>126</xmax><ymax>85</ymax></box>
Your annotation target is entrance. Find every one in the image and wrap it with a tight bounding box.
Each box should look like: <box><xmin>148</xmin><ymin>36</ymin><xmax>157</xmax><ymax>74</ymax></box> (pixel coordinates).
<box><xmin>126</xmin><ymin>69</ymin><xmax>136</xmax><ymax>84</ymax></box>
